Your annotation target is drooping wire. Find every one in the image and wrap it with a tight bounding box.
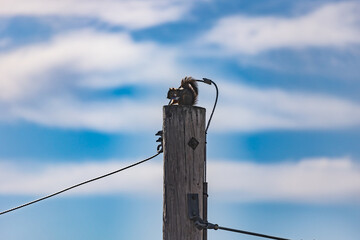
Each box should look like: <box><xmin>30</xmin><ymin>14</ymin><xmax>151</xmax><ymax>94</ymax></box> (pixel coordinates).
<box><xmin>215</xmin><ymin>225</ymin><xmax>292</xmax><ymax>240</ymax></box>
<box><xmin>192</xmin><ymin>210</ymin><xmax>294</xmax><ymax>240</ymax></box>
<box><xmin>195</xmin><ymin>78</ymin><xmax>218</xmax><ymax>134</ymax></box>
<box><xmin>203</xmin><ymin>78</ymin><xmax>218</xmax><ymax>134</ymax></box>
<box><xmin>0</xmin><ymin>152</ymin><xmax>161</xmax><ymax>216</ymax></box>
<box><xmin>194</xmin><ymin>77</ymin><xmax>218</xmax><ymax>183</ymax></box>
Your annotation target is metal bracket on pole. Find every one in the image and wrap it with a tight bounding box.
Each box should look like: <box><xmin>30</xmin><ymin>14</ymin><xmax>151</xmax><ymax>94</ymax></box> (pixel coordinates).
<box><xmin>155</xmin><ymin>130</ymin><xmax>163</xmax><ymax>153</ymax></box>
<box><xmin>187</xmin><ymin>194</ymin><xmax>218</xmax><ymax>231</ymax></box>
<box><xmin>187</xmin><ymin>193</ymin><xmax>292</xmax><ymax>240</ymax></box>
<box><xmin>188</xmin><ymin>193</ymin><xmax>200</xmax><ymax>221</ymax></box>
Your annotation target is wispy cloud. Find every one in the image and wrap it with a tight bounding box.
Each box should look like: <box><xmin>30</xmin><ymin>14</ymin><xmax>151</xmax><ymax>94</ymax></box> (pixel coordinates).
<box><xmin>203</xmin><ymin>1</ymin><xmax>360</xmax><ymax>54</ymax></box>
<box><xmin>0</xmin><ymin>0</ymin><xmax>191</xmax><ymax>29</ymax></box>
<box><xmin>0</xmin><ymin>159</ymin><xmax>163</xmax><ymax>196</ymax></box>
<box><xmin>0</xmin><ymin>29</ymin><xmax>178</xmax><ymax>131</ymax></box>
<box><xmin>12</xmin><ymin>97</ymin><xmax>163</xmax><ymax>133</ymax></box>
<box><xmin>1</xmin><ymin>29</ymin><xmax>360</xmax><ymax>132</ymax></box>
<box><xmin>1</xmin><ymin>157</ymin><xmax>359</xmax><ymax>204</ymax></box>
<box><xmin>214</xmin><ymin>82</ymin><xmax>360</xmax><ymax>131</ymax></box>
<box><xmin>3</xmin><ymin>79</ymin><xmax>360</xmax><ymax>132</ymax></box>
<box><xmin>7</xmin><ymin>81</ymin><xmax>360</xmax><ymax>132</ymax></box>
<box><xmin>0</xmin><ymin>29</ymin><xmax>179</xmax><ymax>102</ymax></box>
<box><xmin>209</xmin><ymin>157</ymin><xmax>360</xmax><ymax>203</ymax></box>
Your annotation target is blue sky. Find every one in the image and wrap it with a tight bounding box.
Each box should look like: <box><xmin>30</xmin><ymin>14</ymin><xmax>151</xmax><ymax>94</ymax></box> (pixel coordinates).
<box><xmin>0</xmin><ymin>0</ymin><xmax>359</xmax><ymax>239</ymax></box>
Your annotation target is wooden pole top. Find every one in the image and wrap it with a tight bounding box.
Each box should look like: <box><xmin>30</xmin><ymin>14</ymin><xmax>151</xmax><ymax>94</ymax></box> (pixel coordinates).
<box><xmin>163</xmin><ymin>105</ymin><xmax>206</xmax><ymax>240</ymax></box>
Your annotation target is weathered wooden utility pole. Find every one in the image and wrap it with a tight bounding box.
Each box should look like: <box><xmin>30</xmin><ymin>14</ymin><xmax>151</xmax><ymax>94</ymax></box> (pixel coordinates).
<box><xmin>163</xmin><ymin>105</ymin><xmax>206</xmax><ymax>240</ymax></box>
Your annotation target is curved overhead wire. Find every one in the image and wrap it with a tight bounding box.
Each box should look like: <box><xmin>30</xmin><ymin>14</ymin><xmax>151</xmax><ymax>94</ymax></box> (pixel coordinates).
<box><xmin>0</xmin><ymin>152</ymin><xmax>161</xmax><ymax>216</ymax></box>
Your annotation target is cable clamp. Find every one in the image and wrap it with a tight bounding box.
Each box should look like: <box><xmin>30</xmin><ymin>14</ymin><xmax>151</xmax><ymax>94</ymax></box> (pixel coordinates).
<box><xmin>187</xmin><ymin>193</ymin><xmax>218</xmax><ymax>230</ymax></box>
<box><xmin>194</xmin><ymin>218</ymin><xmax>219</xmax><ymax>230</ymax></box>
<box><xmin>155</xmin><ymin>130</ymin><xmax>163</xmax><ymax>153</ymax></box>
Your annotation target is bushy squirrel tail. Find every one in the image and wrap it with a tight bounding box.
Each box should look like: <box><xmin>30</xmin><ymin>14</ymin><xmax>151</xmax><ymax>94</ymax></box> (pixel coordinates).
<box><xmin>181</xmin><ymin>76</ymin><xmax>198</xmax><ymax>96</ymax></box>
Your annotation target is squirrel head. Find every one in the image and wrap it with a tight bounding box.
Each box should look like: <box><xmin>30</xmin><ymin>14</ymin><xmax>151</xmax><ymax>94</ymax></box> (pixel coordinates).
<box><xmin>167</xmin><ymin>88</ymin><xmax>180</xmax><ymax>100</ymax></box>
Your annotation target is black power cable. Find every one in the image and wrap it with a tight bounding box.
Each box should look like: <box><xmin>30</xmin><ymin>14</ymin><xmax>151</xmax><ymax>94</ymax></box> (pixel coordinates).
<box><xmin>0</xmin><ymin>152</ymin><xmax>161</xmax><ymax>216</ymax></box>
<box><xmin>216</xmin><ymin>225</ymin><xmax>292</xmax><ymax>240</ymax></box>
<box><xmin>195</xmin><ymin>78</ymin><xmax>218</xmax><ymax>134</ymax></box>
<box><xmin>193</xmin><ymin>219</ymin><xmax>292</xmax><ymax>240</ymax></box>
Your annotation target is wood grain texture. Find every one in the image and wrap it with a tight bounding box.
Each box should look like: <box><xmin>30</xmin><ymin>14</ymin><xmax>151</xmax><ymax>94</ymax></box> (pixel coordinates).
<box><xmin>163</xmin><ymin>105</ymin><xmax>206</xmax><ymax>240</ymax></box>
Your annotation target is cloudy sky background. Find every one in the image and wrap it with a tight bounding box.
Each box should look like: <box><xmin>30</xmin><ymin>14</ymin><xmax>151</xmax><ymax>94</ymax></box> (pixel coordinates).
<box><xmin>0</xmin><ymin>0</ymin><xmax>359</xmax><ymax>240</ymax></box>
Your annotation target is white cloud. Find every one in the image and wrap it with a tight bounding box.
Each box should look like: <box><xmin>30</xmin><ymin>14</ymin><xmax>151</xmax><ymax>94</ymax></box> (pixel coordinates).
<box><xmin>212</xmin><ymin>82</ymin><xmax>360</xmax><ymax>132</ymax></box>
<box><xmin>0</xmin><ymin>157</ymin><xmax>359</xmax><ymax>204</ymax></box>
<box><xmin>0</xmin><ymin>29</ymin><xmax>181</xmax><ymax>131</ymax></box>
<box><xmin>1</xmin><ymin>29</ymin><xmax>360</xmax><ymax>133</ymax></box>
<box><xmin>0</xmin><ymin>0</ymin><xmax>191</xmax><ymax>29</ymax></box>
<box><xmin>11</xmin><ymin>97</ymin><xmax>163</xmax><ymax>132</ymax></box>
<box><xmin>0</xmin><ymin>29</ymin><xmax>179</xmax><ymax>102</ymax></box>
<box><xmin>3</xmin><ymin>79</ymin><xmax>360</xmax><ymax>133</ymax></box>
<box><xmin>0</xmin><ymin>159</ymin><xmax>163</xmax><ymax>196</ymax></box>
<box><xmin>203</xmin><ymin>1</ymin><xmax>360</xmax><ymax>54</ymax></box>
<box><xmin>7</xmin><ymin>81</ymin><xmax>360</xmax><ymax>133</ymax></box>
<box><xmin>209</xmin><ymin>157</ymin><xmax>360</xmax><ymax>203</ymax></box>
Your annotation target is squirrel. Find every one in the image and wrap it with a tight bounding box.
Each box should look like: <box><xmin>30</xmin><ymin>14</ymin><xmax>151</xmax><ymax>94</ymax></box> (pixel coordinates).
<box><xmin>167</xmin><ymin>76</ymin><xmax>198</xmax><ymax>106</ymax></box>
